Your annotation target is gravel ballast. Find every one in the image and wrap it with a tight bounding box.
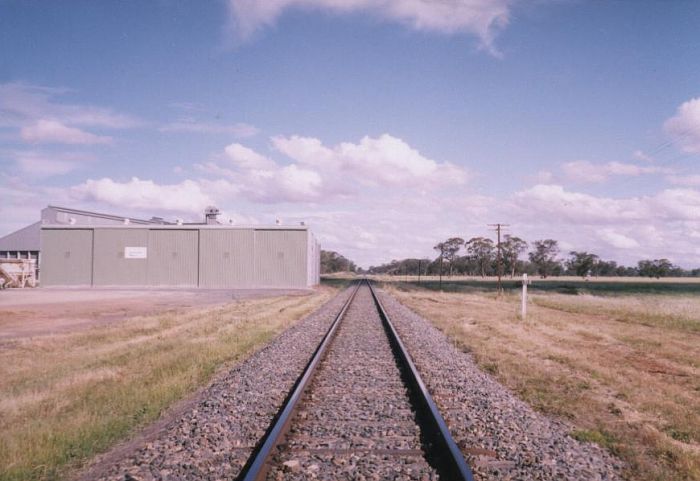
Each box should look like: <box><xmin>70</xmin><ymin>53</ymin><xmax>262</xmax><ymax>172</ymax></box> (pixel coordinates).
<box><xmin>80</xmin><ymin>284</ymin><xmax>625</xmax><ymax>481</ymax></box>
<box><xmin>83</xmin><ymin>288</ymin><xmax>355</xmax><ymax>481</ymax></box>
<box><xmin>377</xmin><ymin>289</ymin><xmax>625</xmax><ymax>481</ymax></box>
<box><xmin>267</xmin><ymin>284</ymin><xmax>438</xmax><ymax>480</ymax></box>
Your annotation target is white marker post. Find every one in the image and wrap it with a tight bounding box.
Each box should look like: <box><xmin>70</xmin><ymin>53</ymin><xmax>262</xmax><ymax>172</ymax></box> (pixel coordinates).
<box><xmin>521</xmin><ymin>273</ymin><xmax>529</xmax><ymax>320</ymax></box>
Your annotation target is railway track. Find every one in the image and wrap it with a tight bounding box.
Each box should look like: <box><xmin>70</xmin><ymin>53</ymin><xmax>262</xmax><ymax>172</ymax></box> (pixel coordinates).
<box><xmin>237</xmin><ymin>280</ymin><xmax>475</xmax><ymax>481</ymax></box>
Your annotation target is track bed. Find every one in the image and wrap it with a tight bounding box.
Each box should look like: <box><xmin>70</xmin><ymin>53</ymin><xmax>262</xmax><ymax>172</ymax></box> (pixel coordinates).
<box><xmin>266</xmin><ymin>285</ymin><xmax>437</xmax><ymax>480</ymax></box>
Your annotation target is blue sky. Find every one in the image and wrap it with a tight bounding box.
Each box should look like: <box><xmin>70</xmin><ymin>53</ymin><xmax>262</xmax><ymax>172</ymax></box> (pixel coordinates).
<box><xmin>1</xmin><ymin>0</ymin><xmax>700</xmax><ymax>267</ymax></box>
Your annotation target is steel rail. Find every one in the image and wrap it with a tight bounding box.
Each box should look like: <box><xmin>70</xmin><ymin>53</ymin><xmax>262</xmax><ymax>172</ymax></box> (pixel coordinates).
<box><xmin>236</xmin><ymin>280</ymin><xmax>361</xmax><ymax>481</ymax></box>
<box><xmin>367</xmin><ymin>280</ymin><xmax>476</xmax><ymax>481</ymax></box>
<box><xmin>236</xmin><ymin>278</ymin><xmax>474</xmax><ymax>481</ymax></box>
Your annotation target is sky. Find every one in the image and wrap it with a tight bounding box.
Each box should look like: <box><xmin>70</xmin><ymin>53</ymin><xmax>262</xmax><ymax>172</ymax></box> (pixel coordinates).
<box><xmin>1</xmin><ymin>0</ymin><xmax>700</xmax><ymax>268</ymax></box>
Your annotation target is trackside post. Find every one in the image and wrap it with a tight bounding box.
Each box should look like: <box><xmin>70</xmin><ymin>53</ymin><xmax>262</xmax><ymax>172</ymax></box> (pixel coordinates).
<box><xmin>521</xmin><ymin>273</ymin><xmax>529</xmax><ymax>320</ymax></box>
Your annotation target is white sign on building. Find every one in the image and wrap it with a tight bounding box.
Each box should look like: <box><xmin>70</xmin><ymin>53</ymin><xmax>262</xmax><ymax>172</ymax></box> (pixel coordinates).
<box><xmin>124</xmin><ymin>246</ymin><xmax>148</xmax><ymax>259</ymax></box>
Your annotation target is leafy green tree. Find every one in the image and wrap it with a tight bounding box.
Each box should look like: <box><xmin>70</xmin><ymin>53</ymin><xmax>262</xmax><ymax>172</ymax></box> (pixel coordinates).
<box><xmin>528</xmin><ymin>239</ymin><xmax>560</xmax><ymax>278</ymax></box>
<box><xmin>638</xmin><ymin>258</ymin><xmax>674</xmax><ymax>278</ymax></box>
<box><xmin>567</xmin><ymin>251</ymin><xmax>600</xmax><ymax>278</ymax></box>
<box><xmin>465</xmin><ymin>237</ymin><xmax>495</xmax><ymax>278</ymax></box>
<box><xmin>501</xmin><ymin>235</ymin><xmax>528</xmax><ymax>277</ymax></box>
<box><xmin>442</xmin><ymin>237</ymin><xmax>465</xmax><ymax>276</ymax></box>
<box><xmin>367</xmin><ymin>258</ymin><xmax>429</xmax><ymax>276</ymax></box>
<box><xmin>433</xmin><ymin>241</ymin><xmax>447</xmax><ymax>278</ymax></box>
<box><xmin>320</xmin><ymin>250</ymin><xmax>356</xmax><ymax>274</ymax></box>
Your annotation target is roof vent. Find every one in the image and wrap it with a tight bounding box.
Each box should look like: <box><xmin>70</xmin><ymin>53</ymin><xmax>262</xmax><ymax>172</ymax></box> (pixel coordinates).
<box><xmin>275</xmin><ymin>218</ymin><xmax>281</xmax><ymax>225</ymax></box>
<box><xmin>68</xmin><ymin>217</ymin><xmax>76</xmax><ymax>225</ymax></box>
<box><xmin>205</xmin><ymin>206</ymin><xmax>220</xmax><ymax>225</ymax></box>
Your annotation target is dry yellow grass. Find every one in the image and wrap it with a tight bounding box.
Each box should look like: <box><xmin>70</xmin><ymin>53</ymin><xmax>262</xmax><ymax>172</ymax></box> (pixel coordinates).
<box><xmin>0</xmin><ymin>288</ymin><xmax>333</xmax><ymax>481</ymax></box>
<box><xmin>387</xmin><ymin>285</ymin><xmax>700</xmax><ymax>481</ymax></box>
<box><xmin>367</xmin><ymin>274</ymin><xmax>700</xmax><ymax>283</ymax></box>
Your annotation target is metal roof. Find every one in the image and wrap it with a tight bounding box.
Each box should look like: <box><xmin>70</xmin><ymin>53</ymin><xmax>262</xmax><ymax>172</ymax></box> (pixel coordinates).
<box><xmin>42</xmin><ymin>205</ymin><xmax>171</xmax><ymax>225</ymax></box>
<box><xmin>0</xmin><ymin>221</ymin><xmax>41</xmax><ymax>250</ymax></box>
<box><xmin>41</xmin><ymin>224</ymin><xmax>309</xmax><ymax>231</ymax></box>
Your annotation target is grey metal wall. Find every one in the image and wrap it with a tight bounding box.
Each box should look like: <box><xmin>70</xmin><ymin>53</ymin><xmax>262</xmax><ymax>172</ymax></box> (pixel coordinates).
<box><xmin>254</xmin><ymin>229</ymin><xmax>307</xmax><ymax>288</ymax></box>
<box><xmin>199</xmin><ymin>229</ymin><xmax>255</xmax><ymax>288</ymax></box>
<box><xmin>40</xmin><ymin>229</ymin><xmax>93</xmax><ymax>286</ymax></box>
<box><xmin>306</xmin><ymin>233</ymin><xmax>320</xmax><ymax>286</ymax></box>
<box><xmin>147</xmin><ymin>230</ymin><xmax>198</xmax><ymax>286</ymax></box>
<box><xmin>93</xmin><ymin>229</ymin><xmax>148</xmax><ymax>285</ymax></box>
<box><xmin>41</xmin><ymin>226</ymin><xmax>318</xmax><ymax>288</ymax></box>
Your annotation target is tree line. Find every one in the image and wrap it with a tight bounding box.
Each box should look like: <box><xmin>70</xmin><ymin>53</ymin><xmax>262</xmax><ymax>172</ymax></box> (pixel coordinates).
<box><xmin>320</xmin><ymin>250</ymin><xmax>357</xmax><ymax>274</ymax></box>
<box><xmin>365</xmin><ymin>237</ymin><xmax>700</xmax><ymax>279</ymax></box>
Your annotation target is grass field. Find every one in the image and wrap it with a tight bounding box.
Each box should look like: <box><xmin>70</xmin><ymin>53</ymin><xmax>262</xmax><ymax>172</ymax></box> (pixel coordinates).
<box><xmin>363</xmin><ymin>274</ymin><xmax>700</xmax><ymax>295</ymax></box>
<box><xmin>0</xmin><ymin>288</ymin><xmax>333</xmax><ymax>481</ymax></box>
<box><xmin>385</xmin><ymin>282</ymin><xmax>700</xmax><ymax>481</ymax></box>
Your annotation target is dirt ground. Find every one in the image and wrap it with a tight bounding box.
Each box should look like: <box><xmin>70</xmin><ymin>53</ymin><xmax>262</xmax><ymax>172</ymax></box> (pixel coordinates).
<box><xmin>0</xmin><ymin>285</ymin><xmax>333</xmax><ymax>481</ymax></box>
<box><xmin>0</xmin><ymin>287</ymin><xmax>310</xmax><ymax>341</ymax></box>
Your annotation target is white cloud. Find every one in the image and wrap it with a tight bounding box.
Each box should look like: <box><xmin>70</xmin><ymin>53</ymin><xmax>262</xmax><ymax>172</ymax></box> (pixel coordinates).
<box><xmin>277</xmin><ymin>164</ymin><xmax>323</xmax><ymax>199</ymax></box>
<box><xmin>503</xmin><ymin>184</ymin><xmax>700</xmax><ymax>266</ymax></box>
<box><xmin>20</xmin><ymin>119</ymin><xmax>112</xmax><ymax>145</ymax></box>
<box><xmin>11</xmin><ymin>151</ymin><xmax>94</xmax><ymax>178</ymax></box>
<box><xmin>227</xmin><ymin>0</ymin><xmax>511</xmax><ymax>54</ymax></box>
<box><xmin>513</xmin><ymin>184</ymin><xmax>650</xmax><ymax>224</ymax></box>
<box><xmin>666</xmin><ymin>174</ymin><xmax>700</xmax><ymax>187</ymax></box>
<box><xmin>652</xmin><ymin>188</ymin><xmax>700</xmax><ymax>220</ymax></box>
<box><xmin>272</xmin><ymin>135</ymin><xmax>338</xmax><ymax>169</ymax></box>
<box><xmin>338</xmin><ymin>134</ymin><xmax>457</xmax><ymax>185</ymax></box>
<box><xmin>513</xmin><ymin>184</ymin><xmax>700</xmax><ymax>225</ymax></box>
<box><xmin>597</xmin><ymin>229</ymin><xmax>639</xmax><ymax>249</ymax></box>
<box><xmin>195</xmin><ymin>134</ymin><xmax>469</xmax><ymax>204</ymax></box>
<box><xmin>224</xmin><ymin>142</ymin><xmax>277</xmax><ymax>170</ymax></box>
<box><xmin>0</xmin><ymin>83</ymin><xmax>140</xmax><ymax>129</ymax></box>
<box><xmin>0</xmin><ymin>82</ymin><xmax>140</xmax><ymax>146</ymax></box>
<box><xmin>159</xmin><ymin>121</ymin><xmax>259</xmax><ymax>137</ymax></box>
<box><xmin>72</xmin><ymin>177</ymin><xmax>215</xmax><ymax>214</ymax></box>
<box><xmin>561</xmin><ymin>160</ymin><xmax>670</xmax><ymax>183</ymax></box>
<box><xmin>664</xmin><ymin>97</ymin><xmax>700</xmax><ymax>154</ymax></box>
<box><xmin>272</xmin><ymin>133</ymin><xmax>469</xmax><ymax>188</ymax></box>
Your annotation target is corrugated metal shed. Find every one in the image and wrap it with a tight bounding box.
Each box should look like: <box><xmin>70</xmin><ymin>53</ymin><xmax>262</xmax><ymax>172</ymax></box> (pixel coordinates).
<box><xmin>40</xmin><ymin>225</ymin><xmax>320</xmax><ymax>289</ymax></box>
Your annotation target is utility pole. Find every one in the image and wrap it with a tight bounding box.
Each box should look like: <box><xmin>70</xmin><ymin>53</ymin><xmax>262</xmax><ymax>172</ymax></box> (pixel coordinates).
<box><xmin>488</xmin><ymin>223</ymin><xmax>510</xmax><ymax>295</ymax></box>
<box><xmin>439</xmin><ymin>253</ymin><xmax>443</xmax><ymax>290</ymax></box>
